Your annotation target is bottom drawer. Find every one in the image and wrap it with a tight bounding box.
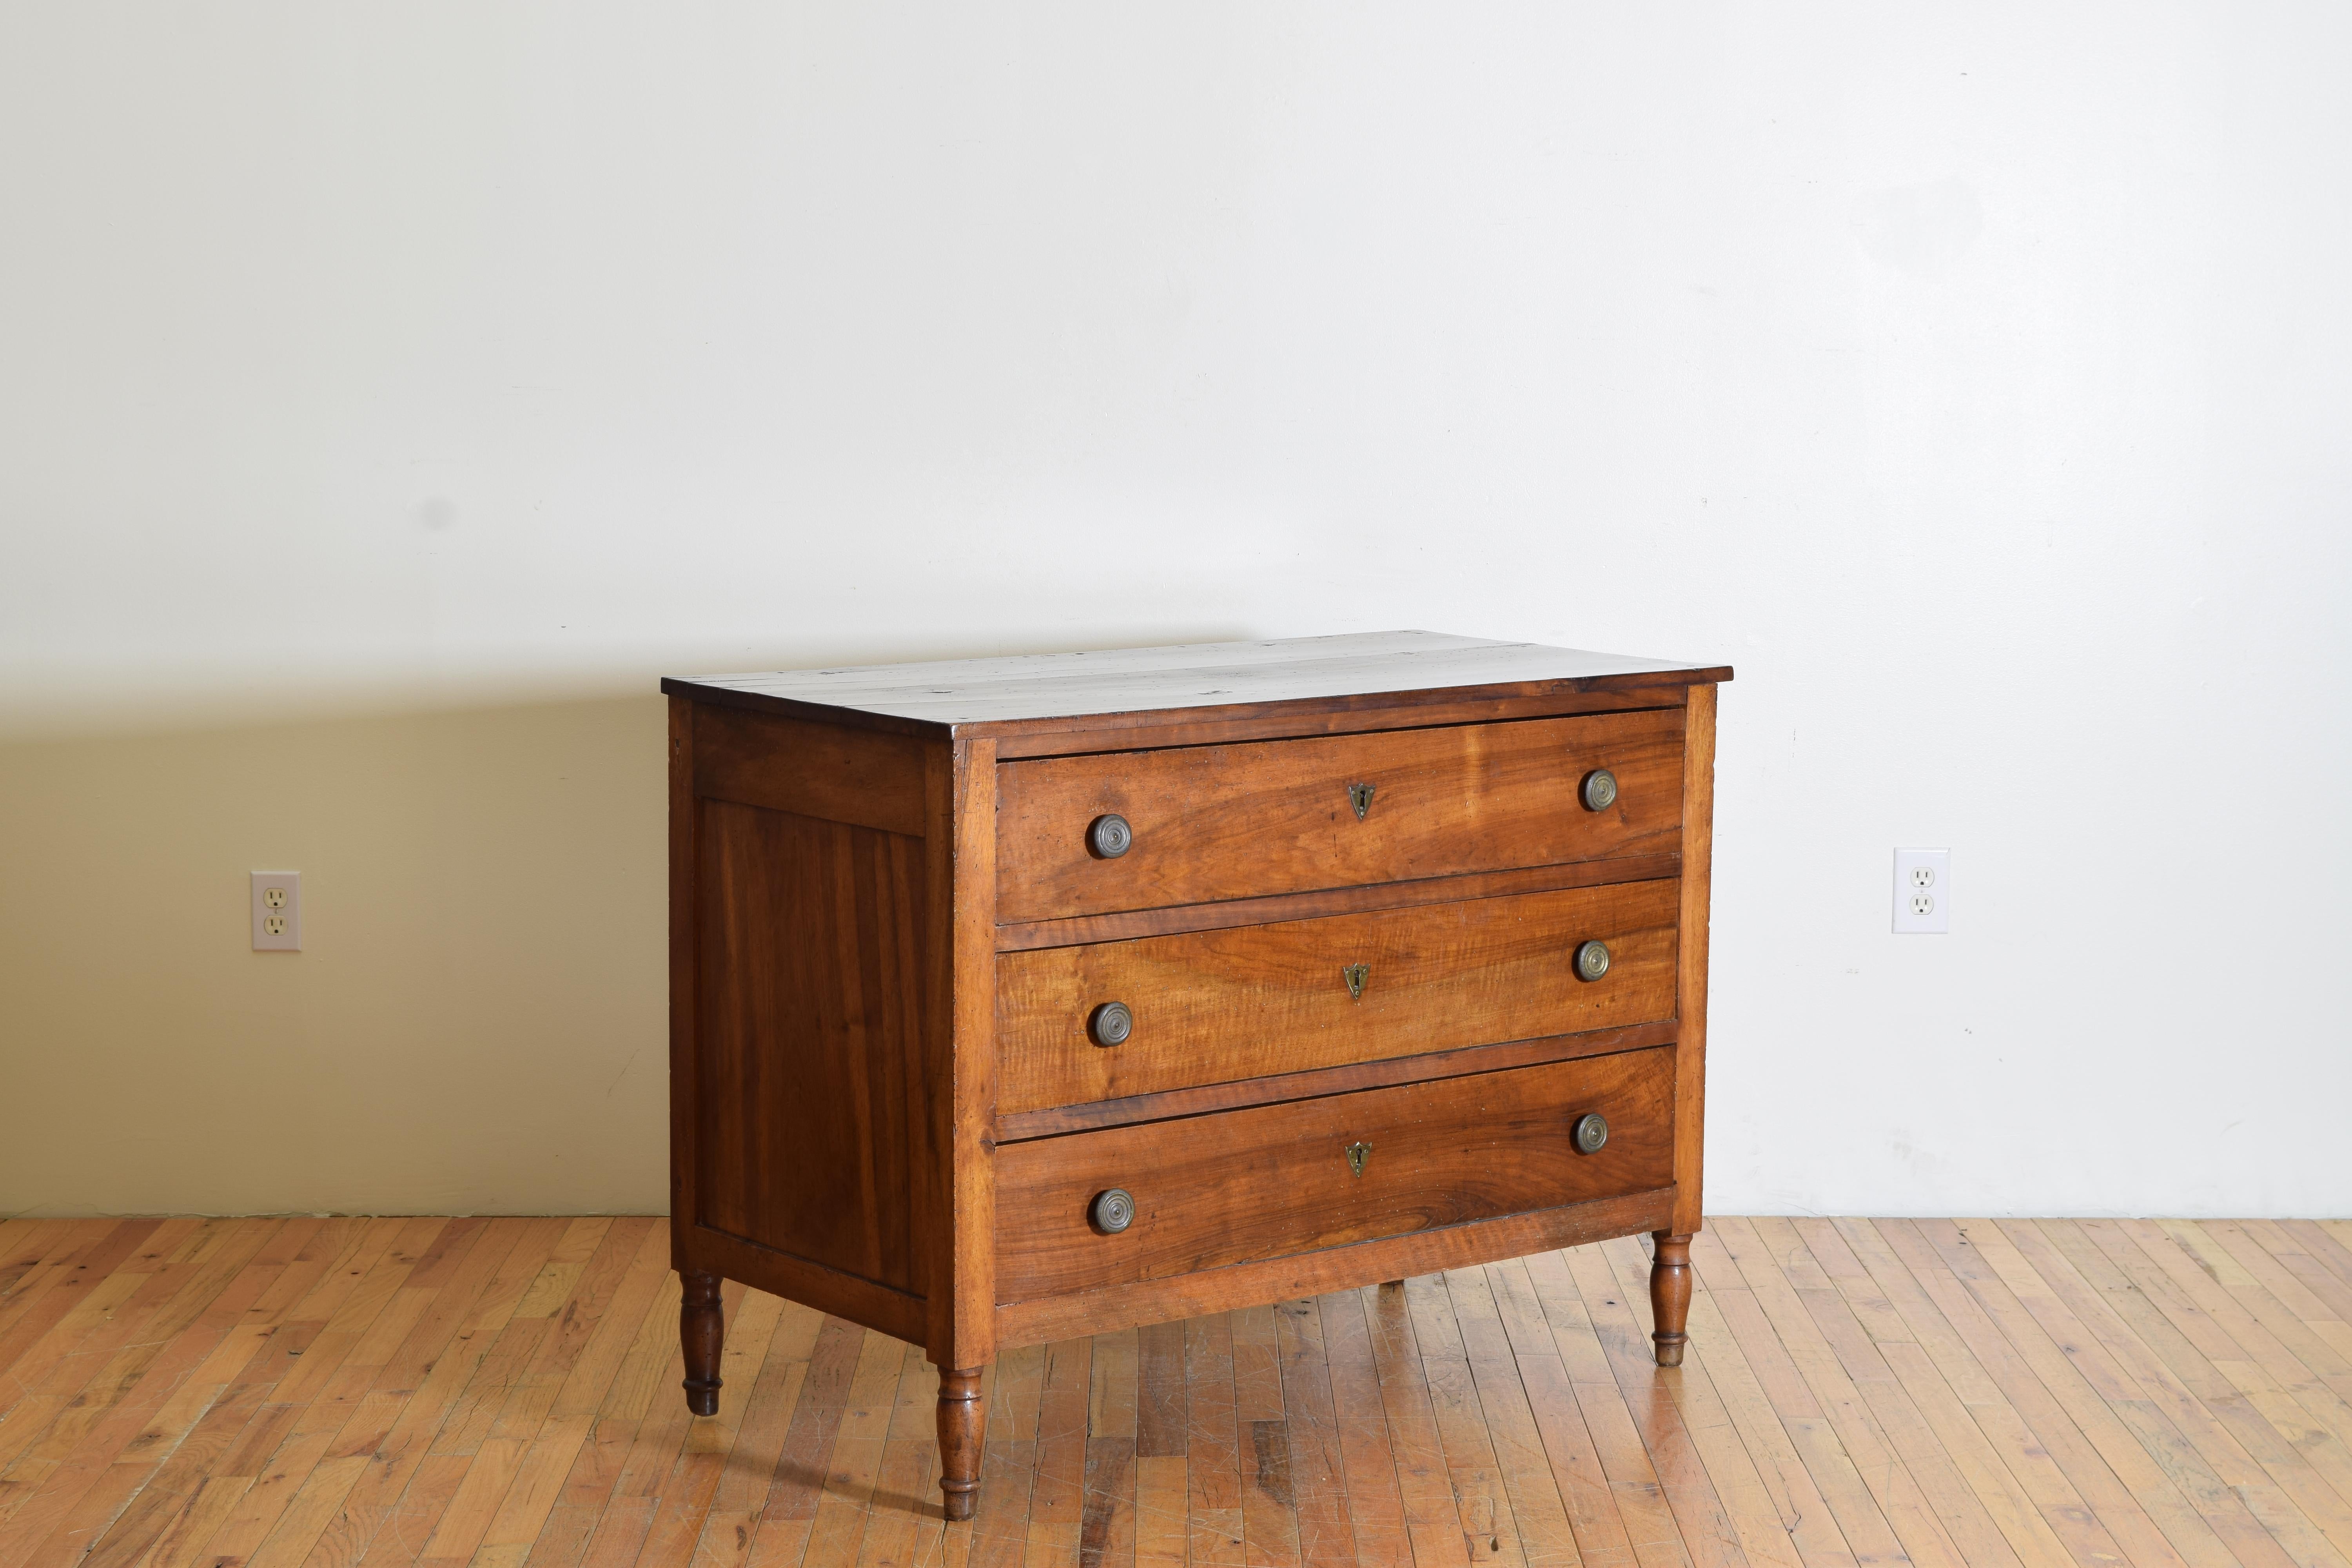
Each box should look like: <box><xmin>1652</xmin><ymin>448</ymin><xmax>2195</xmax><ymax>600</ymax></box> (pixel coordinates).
<box><xmin>993</xmin><ymin>1046</ymin><xmax>1675</xmax><ymax>1303</ymax></box>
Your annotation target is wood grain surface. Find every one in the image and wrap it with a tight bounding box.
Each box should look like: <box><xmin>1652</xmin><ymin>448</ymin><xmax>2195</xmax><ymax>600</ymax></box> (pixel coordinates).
<box><xmin>996</xmin><ymin>881</ymin><xmax>1680</xmax><ymax>1116</ymax></box>
<box><xmin>15</xmin><ymin>1212</ymin><xmax>2341</xmax><ymax>1568</ymax></box>
<box><xmin>995</xmin><ymin>708</ymin><xmax>1685</xmax><ymax>922</ymax></box>
<box><xmin>694</xmin><ymin>799</ymin><xmax>926</xmax><ymax>1295</ymax></box>
<box><xmin>992</xmin><ymin>853</ymin><xmax>1681</xmax><ymax>951</ymax></box>
<box><xmin>992</xmin><ymin>1049</ymin><xmax>1676</xmax><ymax>1303</ymax></box>
<box><xmin>993</xmin><ymin>1191</ymin><xmax>1676</xmax><ymax>1352</ymax></box>
<box><xmin>929</xmin><ymin>736</ymin><xmax>1000</xmax><ymax>1374</ymax></box>
<box><xmin>691</xmin><ymin>702</ymin><xmax>929</xmax><ymax>838</ymax></box>
<box><xmin>993</xmin><ymin>1020</ymin><xmax>1681</xmax><ymax>1142</ymax></box>
<box><xmin>662</xmin><ymin>630</ymin><xmax>1733</xmax><ymax>738</ymax></box>
<box><xmin>988</xmin><ymin>683</ymin><xmax>1700</xmax><ymax>759</ymax></box>
<box><xmin>1673</xmin><ymin>682</ymin><xmax>1719</xmax><ymax>1236</ymax></box>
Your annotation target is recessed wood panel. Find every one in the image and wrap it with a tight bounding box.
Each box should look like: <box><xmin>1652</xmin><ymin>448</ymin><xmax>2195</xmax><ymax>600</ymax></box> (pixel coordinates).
<box><xmin>994</xmin><ymin>708</ymin><xmax>1684</xmax><ymax>922</ymax></box>
<box><xmin>993</xmin><ymin>1047</ymin><xmax>1676</xmax><ymax>1304</ymax></box>
<box><xmin>695</xmin><ymin>798</ymin><xmax>926</xmax><ymax>1296</ymax></box>
<box><xmin>996</xmin><ymin>880</ymin><xmax>1679</xmax><ymax>1116</ymax></box>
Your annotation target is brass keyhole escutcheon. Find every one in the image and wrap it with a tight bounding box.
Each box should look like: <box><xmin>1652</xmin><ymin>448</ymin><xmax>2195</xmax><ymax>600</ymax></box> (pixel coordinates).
<box><xmin>1345</xmin><ymin>1141</ymin><xmax>1372</xmax><ymax>1178</ymax></box>
<box><xmin>1342</xmin><ymin>963</ymin><xmax>1369</xmax><ymax>1001</ymax></box>
<box><xmin>1347</xmin><ymin>782</ymin><xmax>1376</xmax><ymax>820</ymax></box>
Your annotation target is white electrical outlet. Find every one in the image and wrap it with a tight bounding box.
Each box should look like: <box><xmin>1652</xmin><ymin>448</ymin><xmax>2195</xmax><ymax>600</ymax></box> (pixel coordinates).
<box><xmin>1892</xmin><ymin>848</ymin><xmax>1949</xmax><ymax>934</ymax></box>
<box><xmin>251</xmin><ymin>871</ymin><xmax>302</xmax><ymax>951</ymax></box>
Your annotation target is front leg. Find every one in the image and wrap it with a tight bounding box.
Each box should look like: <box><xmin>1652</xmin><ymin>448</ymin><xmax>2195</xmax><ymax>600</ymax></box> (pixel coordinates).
<box><xmin>936</xmin><ymin>1366</ymin><xmax>986</xmax><ymax>1520</ymax></box>
<box><xmin>1649</xmin><ymin>1232</ymin><xmax>1693</xmax><ymax>1366</ymax></box>
<box><xmin>681</xmin><ymin>1270</ymin><xmax>725</xmax><ymax>1415</ymax></box>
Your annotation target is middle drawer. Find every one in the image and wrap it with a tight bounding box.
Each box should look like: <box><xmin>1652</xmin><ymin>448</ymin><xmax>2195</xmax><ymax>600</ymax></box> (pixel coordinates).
<box><xmin>996</xmin><ymin>878</ymin><xmax>1678</xmax><ymax>1115</ymax></box>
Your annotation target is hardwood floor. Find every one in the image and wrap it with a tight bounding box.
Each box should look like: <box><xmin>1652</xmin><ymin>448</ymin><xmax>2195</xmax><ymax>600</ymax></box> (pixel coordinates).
<box><xmin>2</xmin><ymin>1217</ymin><xmax>2349</xmax><ymax>1567</ymax></box>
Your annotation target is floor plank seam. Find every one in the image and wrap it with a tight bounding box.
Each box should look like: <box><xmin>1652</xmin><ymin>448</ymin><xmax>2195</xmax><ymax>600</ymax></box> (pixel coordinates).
<box><xmin>13</xmin><ymin>1216</ymin><xmax>2352</xmax><ymax>1568</ymax></box>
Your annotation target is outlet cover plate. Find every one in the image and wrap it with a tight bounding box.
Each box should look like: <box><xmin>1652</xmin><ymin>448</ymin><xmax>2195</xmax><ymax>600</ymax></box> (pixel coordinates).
<box><xmin>1892</xmin><ymin>848</ymin><xmax>1950</xmax><ymax>934</ymax></box>
<box><xmin>252</xmin><ymin>871</ymin><xmax>302</xmax><ymax>951</ymax></box>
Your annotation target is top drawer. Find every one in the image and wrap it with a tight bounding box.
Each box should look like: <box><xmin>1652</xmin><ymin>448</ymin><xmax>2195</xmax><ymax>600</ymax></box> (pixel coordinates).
<box><xmin>996</xmin><ymin>708</ymin><xmax>1684</xmax><ymax>923</ymax></box>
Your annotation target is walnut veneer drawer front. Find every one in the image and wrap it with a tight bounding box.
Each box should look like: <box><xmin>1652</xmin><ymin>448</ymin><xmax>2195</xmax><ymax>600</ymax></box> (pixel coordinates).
<box><xmin>994</xmin><ymin>1048</ymin><xmax>1676</xmax><ymax>1303</ymax></box>
<box><xmin>997</xmin><ymin>878</ymin><xmax>1678</xmax><ymax>1115</ymax></box>
<box><xmin>995</xmin><ymin>707</ymin><xmax>1684</xmax><ymax>923</ymax></box>
<box><xmin>663</xmin><ymin>632</ymin><xmax>1728</xmax><ymax>1520</ymax></box>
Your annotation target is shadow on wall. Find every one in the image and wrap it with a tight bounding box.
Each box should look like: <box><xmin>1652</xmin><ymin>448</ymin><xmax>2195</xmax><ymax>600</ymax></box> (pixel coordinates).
<box><xmin>0</xmin><ymin>694</ymin><xmax>672</xmax><ymax>1218</ymax></box>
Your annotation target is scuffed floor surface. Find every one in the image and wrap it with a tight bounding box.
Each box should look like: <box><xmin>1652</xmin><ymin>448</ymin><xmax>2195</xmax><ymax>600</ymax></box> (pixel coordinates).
<box><xmin>1</xmin><ymin>1216</ymin><xmax>2348</xmax><ymax>1567</ymax></box>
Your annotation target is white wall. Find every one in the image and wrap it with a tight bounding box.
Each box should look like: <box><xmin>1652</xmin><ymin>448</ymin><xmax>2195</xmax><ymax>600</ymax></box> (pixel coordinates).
<box><xmin>3</xmin><ymin>4</ymin><xmax>2347</xmax><ymax>1216</ymax></box>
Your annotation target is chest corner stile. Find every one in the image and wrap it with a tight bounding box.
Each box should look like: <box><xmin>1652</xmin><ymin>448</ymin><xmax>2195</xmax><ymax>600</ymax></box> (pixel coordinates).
<box><xmin>662</xmin><ymin>632</ymin><xmax>1728</xmax><ymax>1517</ymax></box>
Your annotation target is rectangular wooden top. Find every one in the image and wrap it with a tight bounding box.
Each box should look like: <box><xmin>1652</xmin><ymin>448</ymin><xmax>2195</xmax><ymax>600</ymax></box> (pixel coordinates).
<box><xmin>662</xmin><ymin>631</ymin><xmax>1730</xmax><ymax>742</ymax></box>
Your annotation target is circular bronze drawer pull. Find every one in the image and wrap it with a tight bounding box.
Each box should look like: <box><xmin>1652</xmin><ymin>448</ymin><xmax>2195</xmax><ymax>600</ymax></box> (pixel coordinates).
<box><xmin>1091</xmin><ymin>1188</ymin><xmax>1136</xmax><ymax>1233</ymax></box>
<box><xmin>1089</xmin><ymin>1001</ymin><xmax>1133</xmax><ymax>1047</ymax></box>
<box><xmin>1582</xmin><ymin>768</ymin><xmax>1619</xmax><ymax>811</ymax></box>
<box><xmin>1574</xmin><ymin>940</ymin><xmax>1611</xmax><ymax>982</ymax></box>
<box><xmin>1573</xmin><ymin>1113</ymin><xmax>1610</xmax><ymax>1154</ymax></box>
<box><xmin>1087</xmin><ymin>813</ymin><xmax>1133</xmax><ymax>858</ymax></box>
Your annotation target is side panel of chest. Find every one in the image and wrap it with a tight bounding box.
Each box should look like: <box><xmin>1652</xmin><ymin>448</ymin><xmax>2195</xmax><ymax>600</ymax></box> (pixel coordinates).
<box><xmin>673</xmin><ymin>703</ymin><xmax>945</xmax><ymax>1341</ymax></box>
<box><xmin>693</xmin><ymin>798</ymin><xmax>927</xmax><ymax>1295</ymax></box>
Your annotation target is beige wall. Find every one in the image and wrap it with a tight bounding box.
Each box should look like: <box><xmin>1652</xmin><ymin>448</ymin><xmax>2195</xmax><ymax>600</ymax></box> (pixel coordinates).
<box><xmin>0</xmin><ymin>697</ymin><xmax>669</xmax><ymax>1216</ymax></box>
<box><xmin>5</xmin><ymin>6</ymin><xmax>2350</xmax><ymax>1216</ymax></box>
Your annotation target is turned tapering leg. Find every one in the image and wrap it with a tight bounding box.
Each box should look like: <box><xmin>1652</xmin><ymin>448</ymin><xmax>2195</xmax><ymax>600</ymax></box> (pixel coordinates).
<box><xmin>1649</xmin><ymin>1232</ymin><xmax>1693</xmax><ymax>1367</ymax></box>
<box><xmin>680</xmin><ymin>1270</ymin><xmax>724</xmax><ymax>1416</ymax></box>
<box><xmin>936</xmin><ymin>1366</ymin><xmax>986</xmax><ymax>1520</ymax></box>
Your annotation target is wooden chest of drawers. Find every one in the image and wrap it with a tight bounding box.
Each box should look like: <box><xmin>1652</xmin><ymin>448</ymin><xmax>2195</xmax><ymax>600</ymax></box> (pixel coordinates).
<box><xmin>661</xmin><ymin>631</ymin><xmax>1730</xmax><ymax>1518</ymax></box>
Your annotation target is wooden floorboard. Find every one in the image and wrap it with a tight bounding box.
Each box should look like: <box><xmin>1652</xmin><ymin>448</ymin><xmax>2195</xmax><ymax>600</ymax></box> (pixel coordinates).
<box><xmin>8</xmin><ymin>1218</ymin><xmax>2347</xmax><ymax>1567</ymax></box>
